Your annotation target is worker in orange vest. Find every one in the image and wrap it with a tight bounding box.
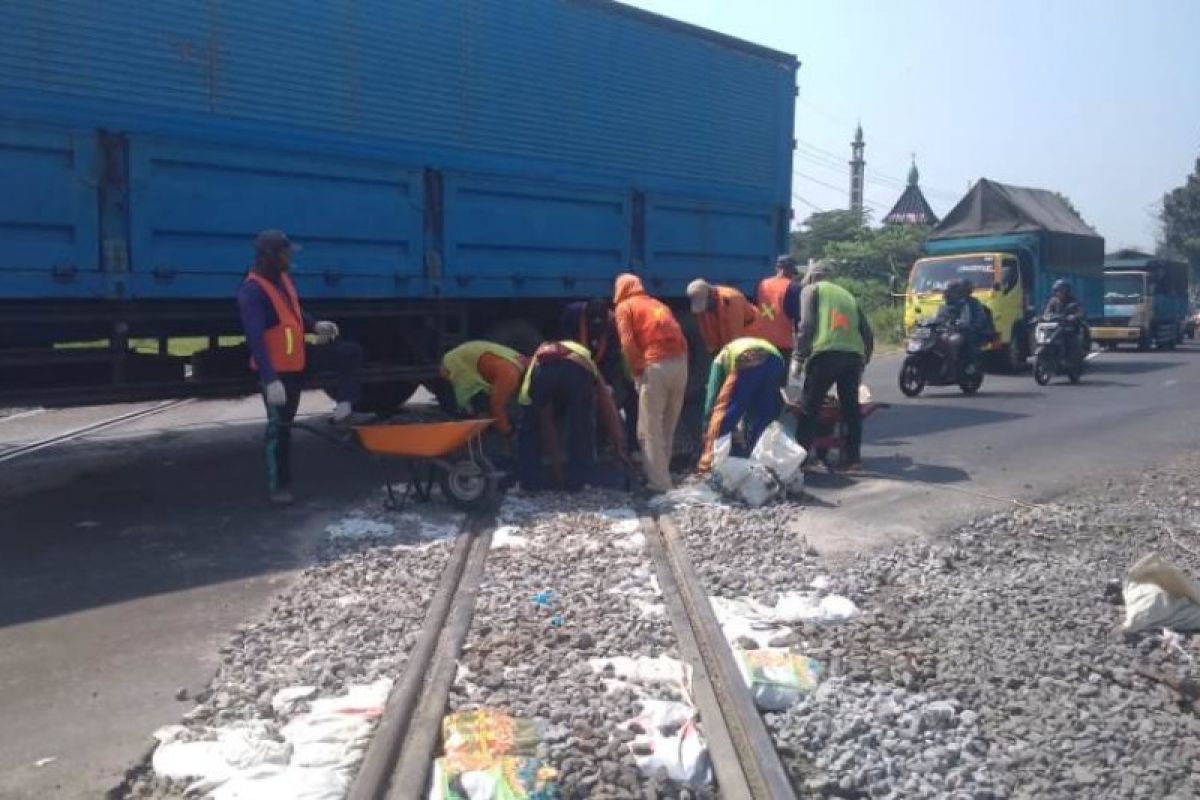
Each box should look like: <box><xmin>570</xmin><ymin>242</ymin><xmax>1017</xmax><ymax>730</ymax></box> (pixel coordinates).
<box><xmin>756</xmin><ymin>255</ymin><xmax>802</xmax><ymax>365</ymax></box>
<box><xmin>237</xmin><ymin>230</ymin><xmax>363</xmax><ymax>505</ymax></box>
<box><xmin>686</xmin><ymin>279</ymin><xmax>762</xmax><ymax>354</ymax></box>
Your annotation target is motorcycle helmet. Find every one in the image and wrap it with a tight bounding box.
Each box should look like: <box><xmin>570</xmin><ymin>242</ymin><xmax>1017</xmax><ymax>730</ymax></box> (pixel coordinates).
<box><xmin>1052</xmin><ymin>279</ymin><xmax>1072</xmax><ymax>297</ymax></box>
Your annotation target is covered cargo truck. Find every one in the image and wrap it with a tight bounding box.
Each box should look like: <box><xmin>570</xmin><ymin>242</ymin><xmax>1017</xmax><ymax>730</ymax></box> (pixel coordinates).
<box><xmin>904</xmin><ymin>179</ymin><xmax>1105</xmax><ymax>370</ymax></box>
<box><xmin>1093</xmin><ymin>251</ymin><xmax>1189</xmax><ymax>350</ymax></box>
<box><xmin>0</xmin><ymin>0</ymin><xmax>797</xmax><ymax>410</ymax></box>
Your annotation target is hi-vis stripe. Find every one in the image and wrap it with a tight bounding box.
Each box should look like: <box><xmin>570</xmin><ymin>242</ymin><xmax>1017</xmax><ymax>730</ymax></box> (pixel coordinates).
<box><xmin>285</xmin><ymin>328</ymin><xmax>295</xmax><ymax>355</ymax></box>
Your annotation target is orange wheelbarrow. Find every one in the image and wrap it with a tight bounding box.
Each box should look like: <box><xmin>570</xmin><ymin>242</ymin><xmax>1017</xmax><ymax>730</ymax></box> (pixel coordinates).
<box><xmin>782</xmin><ymin>394</ymin><xmax>888</xmax><ymax>469</ymax></box>
<box><xmin>297</xmin><ymin>418</ymin><xmax>497</xmax><ymax>511</ymax></box>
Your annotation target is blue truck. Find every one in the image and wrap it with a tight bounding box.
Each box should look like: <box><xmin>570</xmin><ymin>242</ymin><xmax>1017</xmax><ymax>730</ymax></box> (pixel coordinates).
<box><xmin>905</xmin><ymin>179</ymin><xmax>1105</xmax><ymax>370</ymax></box>
<box><xmin>0</xmin><ymin>0</ymin><xmax>797</xmax><ymax>411</ymax></box>
<box><xmin>1092</xmin><ymin>251</ymin><xmax>1190</xmax><ymax>351</ymax></box>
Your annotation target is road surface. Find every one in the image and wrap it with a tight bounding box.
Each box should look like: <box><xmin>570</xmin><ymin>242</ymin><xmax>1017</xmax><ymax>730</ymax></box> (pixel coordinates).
<box><xmin>0</xmin><ymin>345</ymin><xmax>1197</xmax><ymax>796</ymax></box>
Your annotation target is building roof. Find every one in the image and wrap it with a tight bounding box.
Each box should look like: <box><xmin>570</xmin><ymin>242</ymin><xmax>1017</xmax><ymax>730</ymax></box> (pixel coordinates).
<box><xmin>882</xmin><ymin>161</ymin><xmax>938</xmax><ymax>226</ymax></box>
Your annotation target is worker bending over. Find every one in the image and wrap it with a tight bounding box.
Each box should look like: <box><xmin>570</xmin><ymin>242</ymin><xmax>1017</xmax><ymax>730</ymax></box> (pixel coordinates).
<box><xmin>687</xmin><ymin>279</ymin><xmax>761</xmax><ymax>354</ymax></box>
<box><xmin>698</xmin><ymin>337</ymin><xmax>786</xmax><ymax>472</ymax></box>
<box><xmin>562</xmin><ymin>298</ymin><xmax>637</xmax><ymax>452</ymax></box>
<box><xmin>515</xmin><ymin>341</ymin><xmax>629</xmax><ymax>491</ymax></box>
<box><xmin>613</xmin><ymin>274</ymin><xmax>689</xmax><ymax>493</ymax></box>
<box><xmin>435</xmin><ymin>341</ymin><xmax>528</xmax><ymax>444</ymax></box>
<box><xmin>237</xmin><ymin>229</ymin><xmax>363</xmax><ymax>506</ymax></box>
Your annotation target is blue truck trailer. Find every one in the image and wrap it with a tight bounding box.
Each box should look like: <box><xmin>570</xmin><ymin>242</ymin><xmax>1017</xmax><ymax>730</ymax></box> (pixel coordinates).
<box><xmin>905</xmin><ymin>179</ymin><xmax>1105</xmax><ymax>370</ymax></box>
<box><xmin>0</xmin><ymin>0</ymin><xmax>797</xmax><ymax>410</ymax></box>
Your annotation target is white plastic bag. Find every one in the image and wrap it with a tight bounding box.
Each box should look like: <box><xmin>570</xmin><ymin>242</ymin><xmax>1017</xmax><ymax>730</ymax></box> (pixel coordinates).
<box><xmin>621</xmin><ymin>700</ymin><xmax>712</xmax><ymax>786</ymax></box>
<box><xmin>750</xmin><ymin>422</ymin><xmax>806</xmax><ymax>484</ymax></box>
<box><xmin>1122</xmin><ymin>553</ymin><xmax>1200</xmax><ymax>633</ymax></box>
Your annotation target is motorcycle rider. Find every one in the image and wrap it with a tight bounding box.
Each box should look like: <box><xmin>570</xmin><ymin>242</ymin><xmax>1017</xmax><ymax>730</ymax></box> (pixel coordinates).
<box><xmin>1042</xmin><ymin>279</ymin><xmax>1085</xmax><ymax>366</ymax></box>
<box><xmin>933</xmin><ymin>279</ymin><xmax>987</xmax><ymax>376</ymax></box>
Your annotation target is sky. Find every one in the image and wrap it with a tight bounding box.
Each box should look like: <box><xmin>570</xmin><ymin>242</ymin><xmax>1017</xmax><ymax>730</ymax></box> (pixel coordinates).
<box><xmin>623</xmin><ymin>0</ymin><xmax>1200</xmax><ymax>250</ymax></box>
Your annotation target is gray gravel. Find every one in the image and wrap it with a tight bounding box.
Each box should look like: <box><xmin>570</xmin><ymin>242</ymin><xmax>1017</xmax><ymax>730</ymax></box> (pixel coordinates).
<box><xmin>672</xmin><ymin>460</ymin><xmax>1200</xmax><ymax>798</ymax></box>
<box><xmin>116</xmin><ymin>500</ymin><xmax>461</xmax><ymax>798</ymax></box>
<box><xmin>449</xmin><ymin>489</ymin><xmax>714</xmax><ymax>799</ymax></box>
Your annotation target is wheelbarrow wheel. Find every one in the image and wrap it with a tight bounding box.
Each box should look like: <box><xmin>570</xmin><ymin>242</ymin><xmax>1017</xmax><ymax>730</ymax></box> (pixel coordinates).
<box><xmin>438</xmin><ymin>457</ymin><xmax>497</xmax><ymax>511</ymax></box>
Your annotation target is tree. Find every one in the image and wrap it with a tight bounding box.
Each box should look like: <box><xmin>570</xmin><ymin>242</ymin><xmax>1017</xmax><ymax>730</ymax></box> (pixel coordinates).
<box><xmin>1160</xmin><ymin>155</ymin><xmax>1200</xmax><ymax>271</ymax></box>
<box><xmin>789</xmin><ymin>208</ymin><xmax>868</xmax><ymax>264</ymax></box>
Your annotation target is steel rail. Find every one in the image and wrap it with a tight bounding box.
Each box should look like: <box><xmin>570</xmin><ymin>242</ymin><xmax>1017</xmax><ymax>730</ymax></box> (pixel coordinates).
<box><xmin>644</xmin><ymin>514</ymin><xmax>798</xmax><ymax>800</ymax></box>
<box><xmin>0</xmin><ymin>399</ymin><xmax>194</xmax><ymax>464</ymax></box>
<box><xmin>347</xmin><ymin>514</ymin><xmax>494</xmax><ymax>800</ymax></box>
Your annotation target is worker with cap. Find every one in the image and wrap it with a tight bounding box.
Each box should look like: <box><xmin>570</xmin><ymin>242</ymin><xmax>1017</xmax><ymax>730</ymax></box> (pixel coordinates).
<box><xmin>433</xmin><ymin>341</ymin><xmax>529</xmax><ymax>447</ymax></box>
<box><xmin>756</xmin><ymin>255</ymin><xmax>803</xmax><ymax>365</ymax></box>
<box><xmin>613</xmin><ymin>274</ymin><xmax>689</xmax><ymax>493</ymax></box>
<box><xmin>561</xmin><ymin>298</ymin><xmax>638</xmax><ymax>452</ymax></box>
<box><xmin>687</xmin><ymin>279</ymin><xmax>762</xmax><ymax>355</ymax></box>
<box><xmin>790</xmin><ymin>260</ymin><xmax>874</xmax><ymax>472</ymax></box>
<box><xmin>237</xmin><ymin>229</ymin><xmax>363</xmax><ymax>505</ymax></box>
<box><xmin>698</xmin><ymin>337</ymin><xmax>786</xmax><ymax>472</ymax></box>
<box><xmin>515</xmin><ymin>340</ymin><xmax>630</xmax><ymax>491</ymax></box>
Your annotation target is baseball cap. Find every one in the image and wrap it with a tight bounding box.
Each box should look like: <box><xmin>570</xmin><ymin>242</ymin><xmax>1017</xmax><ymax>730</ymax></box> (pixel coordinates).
<box><xmin>686</xmin><ymin>279</ymin><xmax>712</xmax><ymax>313</ymax></box>
<box><xmin>254</xmin><ymin>229</ymin><xmax>301</xmax><ymax>255</ymax></box>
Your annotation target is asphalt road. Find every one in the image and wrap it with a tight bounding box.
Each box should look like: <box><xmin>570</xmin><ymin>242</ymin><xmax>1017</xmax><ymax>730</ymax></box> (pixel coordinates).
<box><xmin>0</xmin><ymin>344</ymin><xmax>1197</xmax><ymax>796</ymax></box>
<box><xmin>0</xmin><ymin>395</ymin><xmax>384</xmax><ymax>799</ymax></box>
<box><xmin>796</xmin><ymin>343</ymin><xmax>1200</xmax><ymax>555</ymax></box>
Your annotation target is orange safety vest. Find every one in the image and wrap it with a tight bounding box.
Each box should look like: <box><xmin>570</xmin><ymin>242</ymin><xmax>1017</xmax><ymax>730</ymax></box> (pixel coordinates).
<box><xmin>245</xmin><ymin>272</ymin><xmax>307</xmax><ymax>373</ymax></box>
<box><xmin>756</xmin><ymin>276</ymin><xmax>795</xmax><ymax>349</ymax></box>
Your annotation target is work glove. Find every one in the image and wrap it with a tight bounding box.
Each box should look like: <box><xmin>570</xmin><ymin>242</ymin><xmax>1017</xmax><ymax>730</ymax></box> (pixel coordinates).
<box><xmin>314</xmin><ymin>320</ymin><xmax>340</xmax><ymax>344</ymax></box>
<box><xmin>264</xmin><ymin>379</ymin><xmax>288</xmax><ymax>407</ymax></box>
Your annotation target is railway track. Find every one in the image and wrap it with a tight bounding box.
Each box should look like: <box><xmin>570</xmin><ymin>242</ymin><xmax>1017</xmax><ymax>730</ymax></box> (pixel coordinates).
<box><xmin>348</xmin><ymin>510</ymin><xmax>797</xmax><ymax>800</ymax></box>
<box><xmin>0</xmin><ymin>399</ymin><xmax>194</xmax><ymax>464</ymax></box>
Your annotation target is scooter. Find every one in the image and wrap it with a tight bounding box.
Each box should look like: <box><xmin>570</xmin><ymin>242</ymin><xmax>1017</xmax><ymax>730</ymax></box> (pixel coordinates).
<box><xmin>898</xmin><ymin>320</ymin><xmax>985</xmax><ymax>397</ymax></box>
<box><xmin>1032</xmin><ymin>315</ymin><xmax>1084</xmax><ymax>385</ymax></box>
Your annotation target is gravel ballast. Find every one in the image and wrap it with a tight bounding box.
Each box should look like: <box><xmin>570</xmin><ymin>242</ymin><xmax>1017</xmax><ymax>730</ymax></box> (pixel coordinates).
<box><xmin>117</xmin><ymin>501</ymin><xmax>462</xmax><ymax>798</ymax></box>
<box><xmin>670</xmin><ymin>460</ymin><xmax>1200</xmax><ymax>799</ymax></box>
<box><xmin>448</xmin><ymin>490</ymin><xmax>713</xmax><ymax>800</ymax></box>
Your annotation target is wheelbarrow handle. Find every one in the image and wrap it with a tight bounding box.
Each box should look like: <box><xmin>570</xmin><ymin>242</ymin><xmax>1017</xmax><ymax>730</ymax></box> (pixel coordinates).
<box><xmin>286</xmin><ymin>419</ymin><xmax>358</xmax><ymax>449</ymax></box>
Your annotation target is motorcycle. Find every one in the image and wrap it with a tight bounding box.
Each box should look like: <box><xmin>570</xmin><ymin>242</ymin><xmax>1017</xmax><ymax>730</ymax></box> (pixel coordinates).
<box><xmin>1032</xmin><ymin>315</ymin><xmax>1084</xmax><ymax>385</ymax></box>
<box><xmin>898</xmin><ymin>319</ymin><xmax>985</xmax><ymax>397</ymax></box>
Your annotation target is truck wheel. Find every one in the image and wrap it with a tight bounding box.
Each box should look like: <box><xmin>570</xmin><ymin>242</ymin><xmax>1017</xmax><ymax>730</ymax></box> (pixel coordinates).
<box><xmin>356</xmin><ymin>381</ymin><xmax>420</xmax><ymax>417</ymax></box>
<box><xmin>1003</xmin><ymin>337</ymin><xmax>1025</xmax><ymax>373</ymax></box>
<box><xmin>485</xmin><ymin>318</ymin><xmax>543</xmax><ymax>357</ymax></box>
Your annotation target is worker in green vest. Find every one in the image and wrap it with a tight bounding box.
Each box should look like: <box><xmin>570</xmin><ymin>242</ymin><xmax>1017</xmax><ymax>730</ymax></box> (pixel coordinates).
<box><xmin>698</xmin><ymin>337</ymin><xmax>786</xmax><ymax>472</ymax></box>
<box><xmin>790</xmin><ymin>260</ymin><xmax>874</xmax><ymax>471</ymax></box>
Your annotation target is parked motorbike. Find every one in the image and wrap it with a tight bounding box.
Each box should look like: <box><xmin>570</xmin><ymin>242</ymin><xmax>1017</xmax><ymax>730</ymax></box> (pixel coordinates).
<box><xmin>1032</xmin><ymin>315</ymin><xmax>1084</xmax><ymax>385</ymax></box>
<box><xmin>898</xmin><ymin>320</ymin><xmax>985</xmax><ymax>397</ymax></box>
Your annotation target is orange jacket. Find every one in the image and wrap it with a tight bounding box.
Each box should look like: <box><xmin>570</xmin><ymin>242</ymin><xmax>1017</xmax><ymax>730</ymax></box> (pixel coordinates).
<box><xmin>697</xmin><ymin>285</ymin><xmax>760</xmax><ymax>354</ymax></box>
<box><xmin>613</xmin><ymin>274</ymin><xmax>687</xmax><ymax>378</ymax></box>
<box><xmin>245</xmin><ymin>272</ymin><xmax>306</xmax><ymax>373</ymax></box>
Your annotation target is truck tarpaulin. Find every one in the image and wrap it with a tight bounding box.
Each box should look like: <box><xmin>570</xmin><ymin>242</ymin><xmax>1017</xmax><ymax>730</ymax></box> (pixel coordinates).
<box><xmin>929</xmin><ymin>179</ymin><xmax>1104</xmax><ymax>273</ymax></box>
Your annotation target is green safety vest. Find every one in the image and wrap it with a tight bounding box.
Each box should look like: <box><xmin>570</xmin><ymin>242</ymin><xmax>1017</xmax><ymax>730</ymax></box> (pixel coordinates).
<box><xmin>442</xmin><ymin>341</ymin><xmax>525</xmax><ymax>409</ymax></box>
<box><xmin>813</xmin><ymin>283</ymin><xmax>865</xmax><ymax>357</ymax></box>
<box><xmin>716</xmin><ymin>337</ymin><xmax>781</xmax><ymax>373</ymax></box>
<box><xmin>518</xmin><ymin>340</ymin><xmax>599</xmax><ymax>405</ymax></box>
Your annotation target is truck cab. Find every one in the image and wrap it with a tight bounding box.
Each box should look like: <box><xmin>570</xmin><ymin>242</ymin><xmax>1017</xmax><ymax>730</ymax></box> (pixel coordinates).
<box><xmin>1092</xmin><ymin>256</ymin><xmax>1190</xmax><ymax>350</ymax></box>
<box><xmin>904</xmin><ymin>252</ymin><xmax>1028</xmax><ymax>369</ymax></box>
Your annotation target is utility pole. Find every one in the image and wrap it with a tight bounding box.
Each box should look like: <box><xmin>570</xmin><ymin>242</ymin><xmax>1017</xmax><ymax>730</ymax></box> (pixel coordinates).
<box><xmin>849</xmin><ymin>123</ymin><xmax>865</xmax><ymax>213</ymax></box>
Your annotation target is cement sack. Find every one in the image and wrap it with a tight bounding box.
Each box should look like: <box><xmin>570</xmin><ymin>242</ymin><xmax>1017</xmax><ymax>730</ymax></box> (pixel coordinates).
<box><xmin>1122</xmin><ymin>553</ymin><xmax>1200</xmax><ymax>634</ymax></box>
<box><xmin>734</xmin><ymin>648</ymin><xmax>824</xmax><ymax>712</ymax></box>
